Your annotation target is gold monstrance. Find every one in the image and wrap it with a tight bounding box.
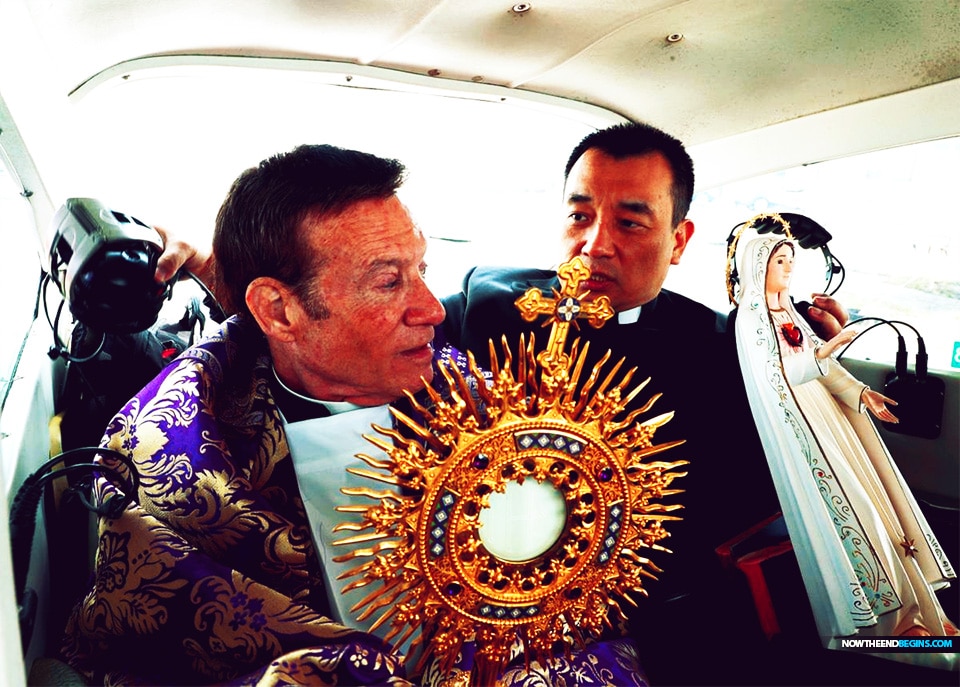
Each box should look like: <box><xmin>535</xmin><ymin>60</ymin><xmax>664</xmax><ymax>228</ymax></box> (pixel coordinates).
<box><xmin>333</xmin><ymin>257</ymin><xmax>687</xmax><ymax>683</ymax></box>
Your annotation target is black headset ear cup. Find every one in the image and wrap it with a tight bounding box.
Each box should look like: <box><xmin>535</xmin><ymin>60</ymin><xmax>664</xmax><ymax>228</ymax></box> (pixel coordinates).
<box><xmin>752</xmin><ymin>215</ymin><xmax>785</xmax><ymax>236</ymax></box>
<box><xmin>779</xmin><ymin>212</ymin><xmax>832</xmax><ymax>249</ymax></box>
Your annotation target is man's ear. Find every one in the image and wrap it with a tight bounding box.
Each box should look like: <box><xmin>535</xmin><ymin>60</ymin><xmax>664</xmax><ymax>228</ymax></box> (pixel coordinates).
<box><xmin>246</xmin><ymin>277</ymin><xmax>299</xmax><ymax>341</ymax></box>
<box><xmin>670</xmin><ymin>219</ymin><xmax>695</xmax><ymax>265</ymax></box>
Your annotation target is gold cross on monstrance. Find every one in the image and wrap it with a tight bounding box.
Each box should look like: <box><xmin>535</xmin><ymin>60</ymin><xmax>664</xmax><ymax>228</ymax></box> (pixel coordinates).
<box><xmin>514</xmin><ymin>257</ymin><xmax>615</xmax><ymax>371</ymax></box>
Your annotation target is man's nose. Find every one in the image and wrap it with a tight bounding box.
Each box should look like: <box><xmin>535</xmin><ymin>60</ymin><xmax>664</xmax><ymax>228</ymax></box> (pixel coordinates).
<box><xmin>409</xmin><ymin>277</ymin><xmax>445</xmax><ymax>326</ymax></box>
<box><xmin>581</xmin><ymin>217</ymin><xmax>615</xmax><ymax>257</ymax></box>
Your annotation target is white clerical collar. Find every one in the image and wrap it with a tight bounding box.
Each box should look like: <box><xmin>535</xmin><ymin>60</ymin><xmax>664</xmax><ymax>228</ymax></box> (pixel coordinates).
<box><xmin>271</xmin><ymin>367</ymin><xmax>364</xmax><ymax>418</ymax></box>
<box><xmin>319</xmin><ymin>400</ymin><xmax>365</xmax><ymax>415</ymax></box>
<box><xmin>617</xmin><ymin>305</ymin><xmax>642</xmax><ymax>324</ymax></box>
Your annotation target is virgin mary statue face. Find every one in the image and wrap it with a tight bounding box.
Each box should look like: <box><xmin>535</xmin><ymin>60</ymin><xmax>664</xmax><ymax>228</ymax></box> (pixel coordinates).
<box><xmin>765</xmin><ymin>242</ymin><xmax>795</xmax><ymax>297</ymax></box>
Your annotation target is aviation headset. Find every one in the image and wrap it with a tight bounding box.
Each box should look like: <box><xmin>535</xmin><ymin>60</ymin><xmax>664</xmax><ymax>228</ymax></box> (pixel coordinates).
<box><xmin>48</xmin><ymin>198</ymin><xmax>171</xmax><ymax>334</ymax></box>
<box><xmin>726</xmin><ymin>211</ymin><xmax>845</xmax><ymax>305</ymax></box>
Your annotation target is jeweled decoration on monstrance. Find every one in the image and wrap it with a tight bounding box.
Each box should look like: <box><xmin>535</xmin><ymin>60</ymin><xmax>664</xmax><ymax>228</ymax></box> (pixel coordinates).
<box><xmin>333</xmin><ymin>257</ymin><xmax>687</xmax><ymax>683</ymax></box>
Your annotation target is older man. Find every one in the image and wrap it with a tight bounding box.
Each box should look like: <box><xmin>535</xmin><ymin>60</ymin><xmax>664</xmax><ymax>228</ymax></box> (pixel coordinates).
<box><xmin>62</xmin><ymin>144</ymin><xmax>434</xmax><ymax>685</ymax></box>
<box><xmin>63</xmin><ymin>144</ymin><xmax>648</xmax><ymax>686</ymax></box>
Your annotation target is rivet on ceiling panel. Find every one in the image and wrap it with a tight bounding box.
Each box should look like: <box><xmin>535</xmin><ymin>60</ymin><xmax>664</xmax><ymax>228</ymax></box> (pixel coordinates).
<box><xmin>511</xmin><ymin>3</ymin><xmax>532</xmax><ymax>15</ymax></box>
<box><xmin>666</xmin><ymin>33</ymin><xmax>684</xmax><ymax>43</ymax></box>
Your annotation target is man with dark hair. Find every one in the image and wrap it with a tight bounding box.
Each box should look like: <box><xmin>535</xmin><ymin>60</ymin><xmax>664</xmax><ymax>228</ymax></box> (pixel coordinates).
<box><xmin>214</xmin><ymin>144</ymin><xmax>408</xmax><ymax>321</ymax></box>
<box><xmin>563</xmin><ymin>121</ymin><xmax>695</xmax><ymax>227</ymax></box>
<box><xmin>439</xmin><ymin>121</ymin><xmax>843</xmax><ymax>685</ymax></box>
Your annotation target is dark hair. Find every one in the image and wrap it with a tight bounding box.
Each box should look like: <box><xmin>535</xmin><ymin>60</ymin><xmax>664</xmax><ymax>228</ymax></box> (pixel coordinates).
<box><xmin>563</xmin><ymin>122</ymin><xmax>694</xmax><ymax>227</ymax></box>
<box><xmin>214</xmin><ymin>144</ymin><xmax>405</xmax><ymax>319</ymax></box>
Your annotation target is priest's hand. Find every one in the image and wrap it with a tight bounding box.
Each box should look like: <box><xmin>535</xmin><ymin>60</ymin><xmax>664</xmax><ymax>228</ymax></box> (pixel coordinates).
<box><xmin>806</xmin><ymin>293</ymin><xmax>850</xmax><ymax>341</ymax></box>
<box><xmin>805</xmin><ymin>294</ymin><xmax>849</xmax><ymax>339</ymax></box>
<box><xmin>153</xmin><ymin>226</ymin><xmax>217</xmax><ymax>291</ymax></box>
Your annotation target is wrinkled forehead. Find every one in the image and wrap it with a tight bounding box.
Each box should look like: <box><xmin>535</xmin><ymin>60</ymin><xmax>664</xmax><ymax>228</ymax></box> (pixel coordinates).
<box><xmin>303</xmin><ymin>195</ymin><xmax>421</xmax><ymax>250</ymax></box>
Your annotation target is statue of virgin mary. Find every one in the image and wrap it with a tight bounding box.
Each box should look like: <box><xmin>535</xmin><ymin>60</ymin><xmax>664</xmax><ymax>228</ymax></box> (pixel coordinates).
<box><xmin>733</xmin><ymin>233</ymin><xmax>956</xmax><ymax>669</ymax></box>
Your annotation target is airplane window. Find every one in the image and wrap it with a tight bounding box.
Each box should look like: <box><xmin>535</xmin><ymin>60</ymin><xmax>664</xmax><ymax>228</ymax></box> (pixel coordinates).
<box><xmin>0</xmin><ymin>163</ymin><xmax>40</xmax><ymax>400</ymax></box>
<box><xmin>671</xmin><ymin>136</ymin><xmax>960</xmax><ymax>372</ymax></box>
<box><xmin>42</xmin><ymin>69</ymin><xmax>602</xmax><ymax>302</ymax></box>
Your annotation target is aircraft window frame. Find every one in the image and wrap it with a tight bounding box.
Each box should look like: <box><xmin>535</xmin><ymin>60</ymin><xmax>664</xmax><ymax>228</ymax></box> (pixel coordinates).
<box><xmin>0</xmin><ymin>161</ymin><xmax>41</xmax><ymax>415</ymax></box>
<box><xmin>670</xmin><ymin>136</ymin><xmax>960</xmax><ymax>372</ymax></box>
